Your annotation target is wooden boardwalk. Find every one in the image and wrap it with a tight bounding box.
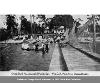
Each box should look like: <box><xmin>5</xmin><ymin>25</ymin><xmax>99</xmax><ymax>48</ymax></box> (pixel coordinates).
<box><xmin>62</xmin><ymin>45</ymin><xmax>100</xmax><ymax>71</ymax></box>
<box><xmin>49</xmin><ymin>43</ymin><xmax>62</xmax><ymax>71</ymax></box>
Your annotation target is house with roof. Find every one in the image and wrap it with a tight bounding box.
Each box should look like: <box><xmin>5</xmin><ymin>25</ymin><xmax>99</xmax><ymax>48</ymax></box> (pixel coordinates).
<box><xmin>53</xmin><ymin>26</ymin><xmax>65</xmax><ymax>35</ymax></box>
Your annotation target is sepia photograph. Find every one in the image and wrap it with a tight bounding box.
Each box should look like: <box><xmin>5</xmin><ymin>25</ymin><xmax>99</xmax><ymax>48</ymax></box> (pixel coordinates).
<box><xmin>0</xmin><ymin>14</ymin><xmax>100</xmax><ymax>71</ymax></box>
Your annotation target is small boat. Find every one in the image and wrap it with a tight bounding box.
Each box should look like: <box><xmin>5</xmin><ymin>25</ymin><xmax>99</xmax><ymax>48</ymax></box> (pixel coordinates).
<box><xmin>21</xmin><ymin>41</ymin><xmax>30</xmax><ymax>50</ymax></box>
<box><xmin>21</xmin><ymin>39</ymin><xmax>36</xmax><ymax>50</ymax></box>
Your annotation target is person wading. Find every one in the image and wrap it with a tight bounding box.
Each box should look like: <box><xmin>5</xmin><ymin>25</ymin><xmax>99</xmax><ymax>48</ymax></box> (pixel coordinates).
<box><xmin>35</xmin><ymin>44</ymin><xmax>39</xmax><ymax>52</ymax></box>
<box><xmin>45</xmin><ymin>43</ymin><xmax>49</xmax><ymax>53</ymax></box>
<box><xmin>42</xmin><ymin>44</ymin><xmax>45</xmax><ymax>58</ymax></box>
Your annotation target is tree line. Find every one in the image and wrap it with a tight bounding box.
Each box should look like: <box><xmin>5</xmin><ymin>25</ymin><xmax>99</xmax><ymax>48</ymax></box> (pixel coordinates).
<box><xmin>1</xmin><ymin>14</ymin><xmax>100</xmax><ymax>41</ymax></box>
<box><xmin>0</xmin><ymin>14</ymin><xmax>75</xmax><ymax>41</ymax></box>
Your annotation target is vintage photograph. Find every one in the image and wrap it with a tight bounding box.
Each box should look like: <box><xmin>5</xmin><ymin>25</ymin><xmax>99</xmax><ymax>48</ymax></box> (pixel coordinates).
<box><xmin>0</xmin><ymin>14</ymin><xmax>100</xmax><ymax>71</ymax></box>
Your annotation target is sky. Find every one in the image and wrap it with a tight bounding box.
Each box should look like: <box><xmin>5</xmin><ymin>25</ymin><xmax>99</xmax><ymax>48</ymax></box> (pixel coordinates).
<box><xmin>72</xmin><ymin>15</ymin><xmax>88</xmax><ymax>24</ymax></box>
<box><xmin>0</xmin><ymin>15</ymin><xmax>90</xmax><ymax>29</ymax></box>
<box><xmin>0</xmin><ymin>15</ymin><xmax>7</xmax><ymax>29</ymax></box>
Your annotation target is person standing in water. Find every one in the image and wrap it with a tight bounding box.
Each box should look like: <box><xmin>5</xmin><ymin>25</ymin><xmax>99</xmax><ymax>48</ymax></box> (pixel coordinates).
<box><xmin>42</xmin><ymin>44</ymin><xmax>45</xmax><ymax>58</ymax></box>
<box><xmin>35</xmin><ymin>44</ymin><xmax>39</xmax><ymax>52</ymax></box>
<box><xmin>45</xmin><ymin>43</ymin><xmax>49</xmax><ymax>53</ymax></box>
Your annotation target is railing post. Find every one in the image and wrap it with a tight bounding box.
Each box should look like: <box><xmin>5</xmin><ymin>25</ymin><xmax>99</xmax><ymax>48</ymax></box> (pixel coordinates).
<box><xmin>93</xmin><ymin>15</ymin><xmax>96</xmax><ymax>53</ymax></box>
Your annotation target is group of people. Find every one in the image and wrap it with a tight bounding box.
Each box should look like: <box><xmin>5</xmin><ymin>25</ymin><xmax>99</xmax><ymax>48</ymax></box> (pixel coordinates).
<box><xmin>35</xmin><ymin>43</ymin><xmax>49</xmax><ymax>57</ymax></box>
<box><xmin>22</xmin><ymin>34</ymin><xmax>64</xmax><ymax>57</ymax></box>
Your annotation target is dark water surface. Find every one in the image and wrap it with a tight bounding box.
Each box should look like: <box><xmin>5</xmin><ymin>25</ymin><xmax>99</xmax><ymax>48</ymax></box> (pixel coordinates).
<box><xmin>0</xmin><ymin>43</ymin><xmax>54</xmax><ymax>71</ymax></box>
